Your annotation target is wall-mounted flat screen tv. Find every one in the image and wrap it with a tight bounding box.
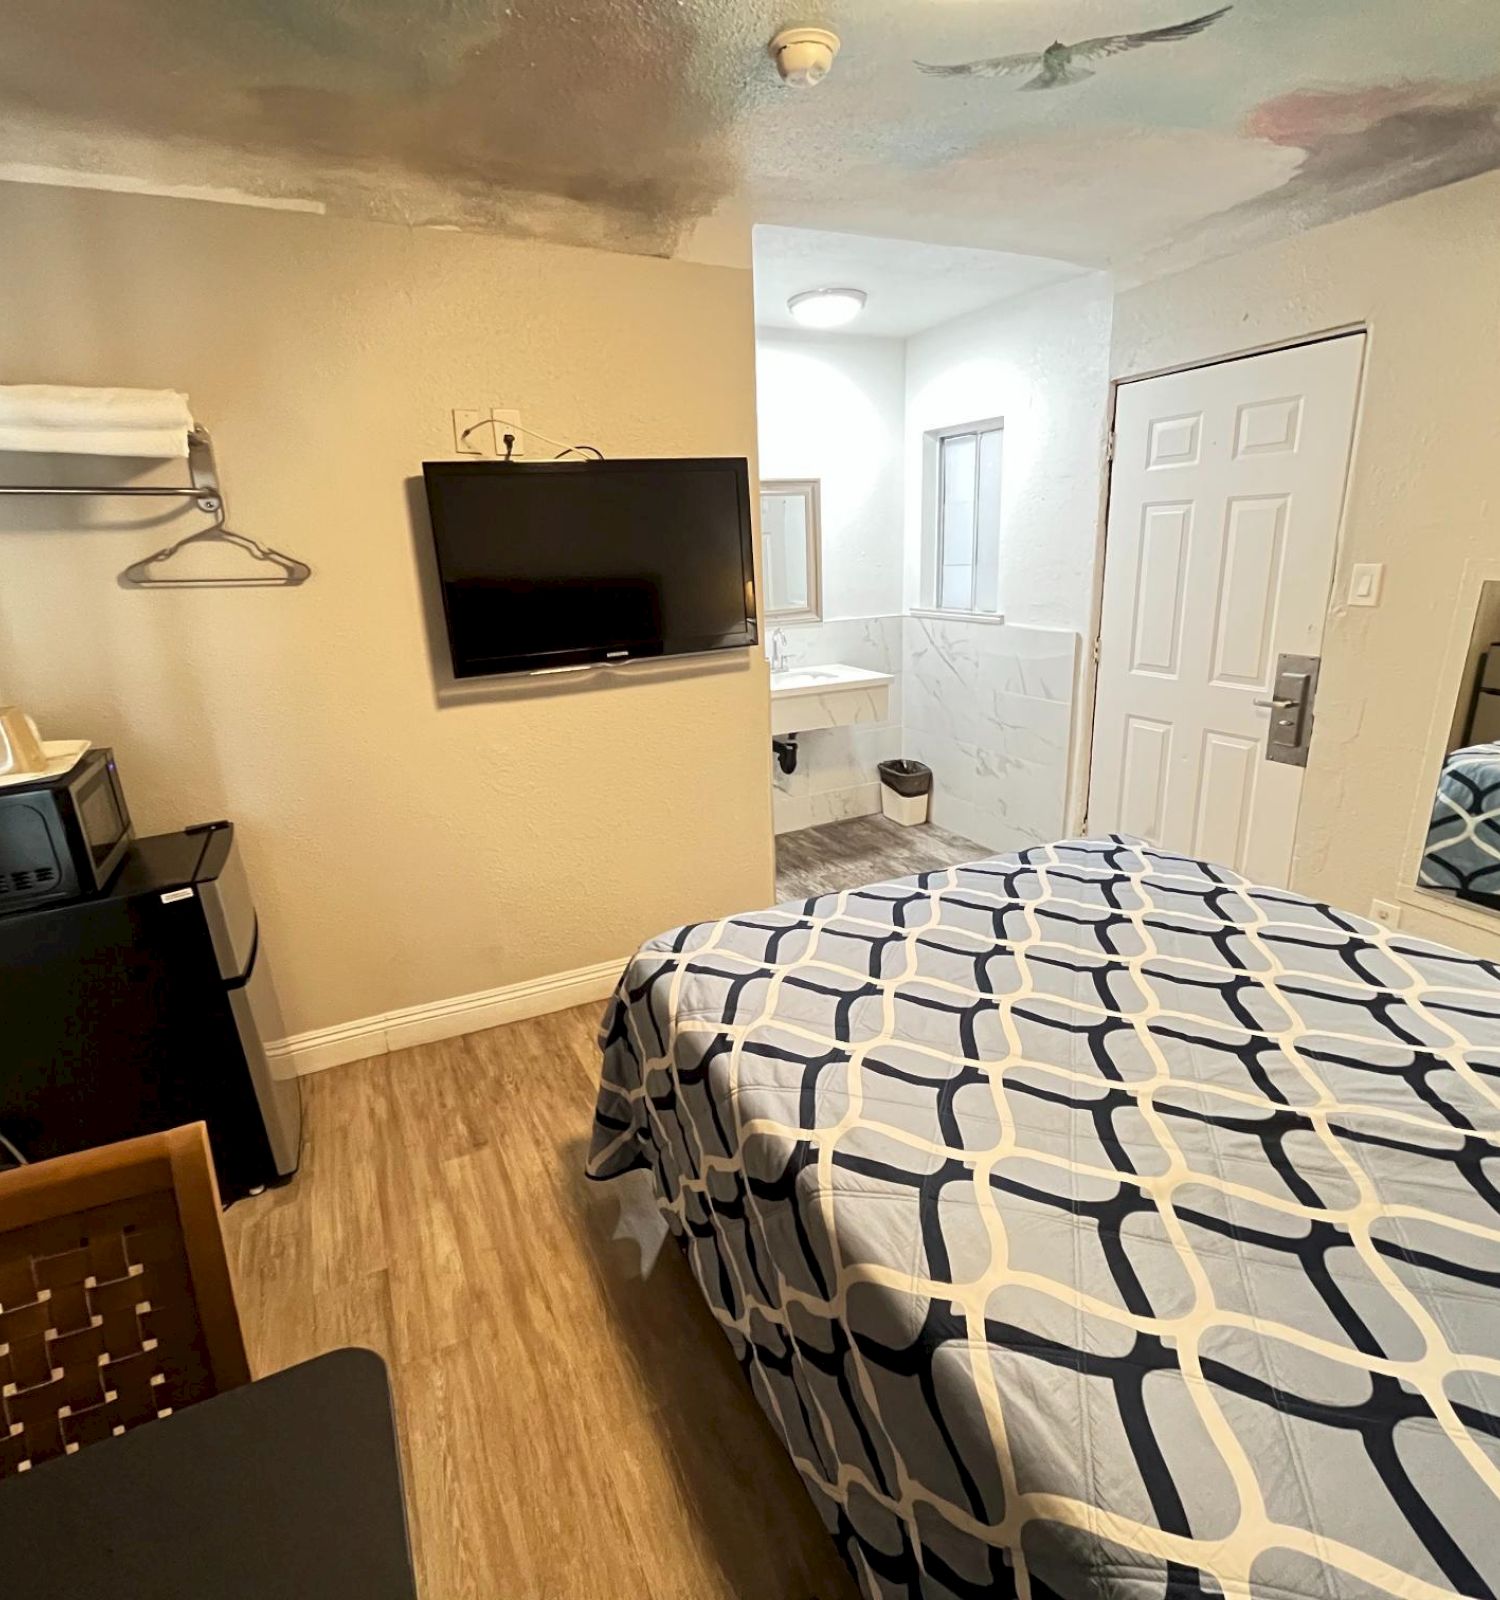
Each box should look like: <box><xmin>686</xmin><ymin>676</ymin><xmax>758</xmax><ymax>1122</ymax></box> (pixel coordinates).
<box><xmin>422</xmin><ymin>458</ymin><xmax>758</xmax><ymax>679</ymax></box>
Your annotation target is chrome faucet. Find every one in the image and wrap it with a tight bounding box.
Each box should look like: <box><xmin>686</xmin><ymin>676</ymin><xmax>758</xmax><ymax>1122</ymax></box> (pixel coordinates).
<box><xmin>769</xmin><ymin>627</ymin><xmax>789</xmax><ymax>673</ymax></box>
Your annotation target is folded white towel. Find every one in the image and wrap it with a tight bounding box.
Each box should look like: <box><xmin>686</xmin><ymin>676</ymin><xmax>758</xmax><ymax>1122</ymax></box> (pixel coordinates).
<box><xmin>0</xmin><ymin>385</ymin><xmax>193</xmax><ymax>458</ymax></box>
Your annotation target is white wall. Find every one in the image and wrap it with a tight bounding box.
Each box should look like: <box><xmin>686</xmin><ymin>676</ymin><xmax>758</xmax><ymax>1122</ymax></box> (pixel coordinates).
<box><xmin>903</xmin><ymin>273</ymin><xmax>1114</xmax><ymax>632</ymax></box>
<box><xmin>900</xmin><ymin>274</ymin><xmax>1112</xmax><ymax>844</ymax></box>
<box><xmin>756</xmin><ymin>329</ymin><xmax>907</xmax><ymax>832</ymax></box>
<box><xmin>756</xmin><ymin>331</ymin><xmax>906</xmax><ymax>620</ymax></box>
<box><xmin>1113</xmin><ymin>168</ymin><xmax>1500</xmax><ymax>958</ymax></box>
<box><xmin>755</xmin><ymin>281</ymin><xmax>1113</xmax><ymax>850</ymax></box>
<box><xmin>0</xmin><ymin>180</ymin><xmax>773</xmax><ymax>1042</ymax></box>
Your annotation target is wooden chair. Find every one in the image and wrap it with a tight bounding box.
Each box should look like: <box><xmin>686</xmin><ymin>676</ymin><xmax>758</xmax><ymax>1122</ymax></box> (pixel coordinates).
<box><xmin>0</xmin><ymin>1124</ymin><xmax>249</xmax><ymax>1476</ymax></box>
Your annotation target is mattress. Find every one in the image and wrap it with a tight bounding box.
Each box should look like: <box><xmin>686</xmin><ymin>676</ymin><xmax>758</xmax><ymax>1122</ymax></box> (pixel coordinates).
<box><xmin>1420</xmin><ymin>741</ymin><xmax>1500</xmax><ymax>907</ymax></box>
<box><xmin>587</xmin><ymin>837</ymin><xmax>1500</xmax><ymax>1600</ymax></box>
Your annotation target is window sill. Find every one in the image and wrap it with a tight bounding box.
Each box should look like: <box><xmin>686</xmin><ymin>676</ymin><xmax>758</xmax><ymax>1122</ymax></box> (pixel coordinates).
<box><xmin>908</xmin><ymin>607</ymin><xmax>1006</xmax><ymax>626</ymax></box>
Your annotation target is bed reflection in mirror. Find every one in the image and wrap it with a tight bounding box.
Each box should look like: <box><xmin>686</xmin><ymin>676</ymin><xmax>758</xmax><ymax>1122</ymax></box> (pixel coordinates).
<box><xmin>1418</xmin><ymin>579</ymin><xmax>1500</xmax><ymax>912</ymax></box>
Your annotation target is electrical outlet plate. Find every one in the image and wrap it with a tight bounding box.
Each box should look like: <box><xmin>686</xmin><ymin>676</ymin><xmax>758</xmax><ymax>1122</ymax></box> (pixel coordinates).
<box><xmin>452</xmin><ymin>407</ymin><xmax>525</xmax><ymax>455</ymax></box>
<box><xmin>1370</xmin><ymin>898</ymin><xmax>1402</xmax><ymax>928</ymax></box>
<box><xmin>490</xmin><ymin>408</ymin><xmax>526</xmax><ymax>457</ymax></box>
<box><xmin>453</xmin><ymin>408</ymin><xmax>488</xmax><ymax>454</ymax></box>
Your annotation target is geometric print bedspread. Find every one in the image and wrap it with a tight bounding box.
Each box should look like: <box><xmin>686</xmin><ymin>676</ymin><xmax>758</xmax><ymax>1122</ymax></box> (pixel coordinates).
<box><xmin>1420</xmin><ymin>742</ymin><xmax>1500</xmax><ymax>910</ymax></box>
<box><xmin>586</xmin><ymin>837</ymin><xmax>1500</xmax><ymax>1600</ymax></box>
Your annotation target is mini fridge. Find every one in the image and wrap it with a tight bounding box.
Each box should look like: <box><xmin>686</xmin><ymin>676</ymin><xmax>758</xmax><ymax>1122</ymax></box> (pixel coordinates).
<box><xmin>0</xmin><ymin>821</ymin><xmax>301</xmax><ymax>1201</ymax></box>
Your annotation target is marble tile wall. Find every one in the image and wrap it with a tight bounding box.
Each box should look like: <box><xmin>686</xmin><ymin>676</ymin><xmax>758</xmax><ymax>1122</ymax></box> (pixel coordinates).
<box><xmin>902</xmin><ymin>616</ymin><xmax>1078</xmax><ymax>853</ymax></box>
<box><xmin>766</xmin><ymin>613</ymin><xmax>1078</xmax><ymax>848</ymax></box>
<box><xmin>769</xmin><ymin>615</ymin><xmax>904</xmax><ymax>834</ymax></box>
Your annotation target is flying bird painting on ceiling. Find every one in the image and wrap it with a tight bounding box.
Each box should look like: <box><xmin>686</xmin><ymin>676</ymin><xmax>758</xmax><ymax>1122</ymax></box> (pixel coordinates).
<box><xmin>916</xmin><ymin>5</ymin><xmax>1233</xmax><ymax>91</ymax></box>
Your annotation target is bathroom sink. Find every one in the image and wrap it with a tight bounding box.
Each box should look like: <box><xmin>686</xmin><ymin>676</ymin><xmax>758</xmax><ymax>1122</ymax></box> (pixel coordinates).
<box><xmin>771</xmin><ymin>664</ymin><xmax>892</xmax><ymax>695</ymax></box>
<box><xmin>770</xmin><ymin>663</ymin><xmax>893</xmax><ymax>735</ymax></box>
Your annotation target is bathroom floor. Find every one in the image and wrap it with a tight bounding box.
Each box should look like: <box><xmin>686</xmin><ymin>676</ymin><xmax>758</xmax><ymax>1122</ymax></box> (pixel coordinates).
<box><xmin>774</xmin><ymin>814</ymin><xmax>988</xmax><ymax>901</ymax></box>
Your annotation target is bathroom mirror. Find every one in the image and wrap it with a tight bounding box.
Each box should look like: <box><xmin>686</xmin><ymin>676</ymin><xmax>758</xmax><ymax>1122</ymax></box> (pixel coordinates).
<box><xmin>1416</xmin><ymin>579</ymin><xmax>1500</xmax><ymax>912</ymax></box>
<box><xmin>760</xmin><ymin>479</ymin><xmax>821</xmax><ymax>623</ymax></box>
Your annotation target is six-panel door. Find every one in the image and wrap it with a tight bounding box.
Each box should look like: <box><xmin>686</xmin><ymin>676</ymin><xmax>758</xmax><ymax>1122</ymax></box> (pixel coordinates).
<box><xmin>1089</xmin><ymin>335</ymin><xmax>1365</xmax><ymax>885</ymax></box>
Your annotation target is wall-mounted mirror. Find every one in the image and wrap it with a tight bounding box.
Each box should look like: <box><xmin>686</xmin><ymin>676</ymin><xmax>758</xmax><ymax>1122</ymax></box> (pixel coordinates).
<box><xmin>1417</xmin><ymin>579</ymin><xmax>1500</xmax><ymax>913</ymax></box>
<box><xmin>759</xmin><ymin>479</ymin><xmax>821</xmax><ymax>623</ymax></box>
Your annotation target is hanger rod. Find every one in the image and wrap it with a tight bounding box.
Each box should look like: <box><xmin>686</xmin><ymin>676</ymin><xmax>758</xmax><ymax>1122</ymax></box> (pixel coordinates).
<box><xmin>0</xmin><ymin>483</ymin><xmax>217</xmax><ymax>499</ymax></box>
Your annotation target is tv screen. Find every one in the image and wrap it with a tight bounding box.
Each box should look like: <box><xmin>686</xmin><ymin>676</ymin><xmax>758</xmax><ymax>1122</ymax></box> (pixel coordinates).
<box><xmin>422</xmin><ymin>457</ymin><xmax>758</xmax><ymax>679</ymax></box>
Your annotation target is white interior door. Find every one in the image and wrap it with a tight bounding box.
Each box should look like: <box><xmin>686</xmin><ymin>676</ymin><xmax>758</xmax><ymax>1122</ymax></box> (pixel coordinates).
<box><xmin>1088</xmin><ymin>335</ymin><xmax>1365</xmax><ymax>885</ymax></box>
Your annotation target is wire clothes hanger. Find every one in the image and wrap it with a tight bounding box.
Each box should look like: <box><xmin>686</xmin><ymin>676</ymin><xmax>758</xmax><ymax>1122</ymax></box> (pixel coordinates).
<box><xmin>120</xmin><ymin>503</ymin><xmax>312</xmax><ymax>588</ymax></box>
<box><xmin>118</xmin><ymin>439</ymin><xmax>311</xmax><ymax>588</ymax></box>
<box><xmin>0</xmin><ymin>416</ymin><xmax>310</xmax><ymax>588</ymax></box>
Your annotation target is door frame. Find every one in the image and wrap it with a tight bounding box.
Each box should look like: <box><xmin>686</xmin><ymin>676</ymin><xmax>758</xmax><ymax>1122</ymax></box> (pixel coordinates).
<box><xmin>1070</xmin><ymin>325</ymin><xmax>1370</xmax><ymax>872</ymax></box>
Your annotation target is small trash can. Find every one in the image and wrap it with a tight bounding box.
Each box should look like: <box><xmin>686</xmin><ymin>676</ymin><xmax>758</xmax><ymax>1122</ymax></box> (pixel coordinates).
<box><xmin>878</xmin><ymin>759</ymin><xmax>932</xmax><ymax>826</ymax></box>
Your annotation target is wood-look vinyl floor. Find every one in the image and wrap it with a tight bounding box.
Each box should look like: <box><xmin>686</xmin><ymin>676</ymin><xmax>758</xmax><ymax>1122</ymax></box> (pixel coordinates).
<box><xmin>775</xmin><ymin>814</ymin><xmax>988</xmax><ymax>902</ymax></box>
<box><xmin>224</xmin><ymin>1005</ymin><xmax>859</xmax><ymax>1600</ymax></box>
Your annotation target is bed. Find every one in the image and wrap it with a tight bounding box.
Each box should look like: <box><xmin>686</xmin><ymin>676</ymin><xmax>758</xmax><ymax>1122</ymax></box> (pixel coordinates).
<box><xmin>1420</xmin><ymin>741</ymin><xmax>1500</xmax><ymax>910</ymax></box>
<box><xmin>587</xmin><ymin>836</ymin><xmax>1500</xmax><ymax>1600</ymax></box>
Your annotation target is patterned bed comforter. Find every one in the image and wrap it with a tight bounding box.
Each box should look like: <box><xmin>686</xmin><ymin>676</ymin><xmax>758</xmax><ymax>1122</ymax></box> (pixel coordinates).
<box><xmin>1420</xmin><ymin>742</ymin><xmax>1500</xmax><ymax>907</ymax></box>
<box><xmin>586</xmin><ymin>837</ymin><xmax>1500</xmax><ymax>1600</ymax></box>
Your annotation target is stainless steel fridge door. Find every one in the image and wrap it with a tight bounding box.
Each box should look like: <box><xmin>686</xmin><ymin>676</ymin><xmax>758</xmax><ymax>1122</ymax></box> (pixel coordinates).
<box><xmin>228</xmin><ymin>929</ymin><xmax>302</xmax><ymax>1178</ymax></box>
<box><xmin>199</xmin><ymin>834</ymin><xmax>256</xmax><ymax>981</ymax></box>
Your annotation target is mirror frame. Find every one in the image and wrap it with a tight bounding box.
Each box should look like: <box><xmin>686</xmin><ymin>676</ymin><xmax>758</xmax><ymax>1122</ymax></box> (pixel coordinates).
<box><xmin>1398</xmin><ymin>554</ymin><xmax>1500</xmax><ymax>937</ymax></box>
<box><xmin>759</xmin><ymin>478</ymin><xmax>823</xmax><ymax>625</ymax></box>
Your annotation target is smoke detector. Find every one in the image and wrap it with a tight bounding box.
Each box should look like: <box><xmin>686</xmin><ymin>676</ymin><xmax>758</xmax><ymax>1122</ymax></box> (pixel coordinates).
<box><xmin>769</xmin><ymin>26</ymin><xmax>841</xmax><ymax>87</ymax></box>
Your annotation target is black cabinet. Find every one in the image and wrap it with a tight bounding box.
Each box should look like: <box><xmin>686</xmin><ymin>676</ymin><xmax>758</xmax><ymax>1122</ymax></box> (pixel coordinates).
<box><xmin>0</xmin><ymin>823</ymin><xmax>300</xmax><ymax>1201</ymax></box>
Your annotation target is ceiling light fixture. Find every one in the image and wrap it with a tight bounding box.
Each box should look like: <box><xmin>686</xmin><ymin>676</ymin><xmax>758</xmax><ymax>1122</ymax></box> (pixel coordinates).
<box><xmin>787</xmin><ymin>287</ymin><xmax>867</xmax><ymax>329</ymax></box>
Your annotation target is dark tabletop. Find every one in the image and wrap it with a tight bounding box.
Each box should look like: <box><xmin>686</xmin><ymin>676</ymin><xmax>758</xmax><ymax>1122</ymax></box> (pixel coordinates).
<box><xmin>0</xmin><ymin>1347</ymin><xmax>418</xmax><ymax>1599</ymax></box>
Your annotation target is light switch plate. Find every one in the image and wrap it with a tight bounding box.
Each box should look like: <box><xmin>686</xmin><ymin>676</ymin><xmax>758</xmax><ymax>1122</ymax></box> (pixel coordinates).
<box><xmin>1348</xmin><ymin>562</ymin><xmax>1384</xmax><ymax>607</ymax></box>
<box><xmin>453</xmin><ymin>408</ymin><xmax>489</xmax><ymax>454</ymax></box>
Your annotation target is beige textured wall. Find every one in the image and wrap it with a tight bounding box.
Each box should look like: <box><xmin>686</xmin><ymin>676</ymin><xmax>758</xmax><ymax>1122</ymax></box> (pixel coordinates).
<box><xmin>0</xmin><ymin>181</ymin><xmax>773</xmax><ymax>1036</ymax></box>
<box><xmin>1113</xmin><ymin>170</ymin><xmax>1500</xmax><ymax>957</ymax></box>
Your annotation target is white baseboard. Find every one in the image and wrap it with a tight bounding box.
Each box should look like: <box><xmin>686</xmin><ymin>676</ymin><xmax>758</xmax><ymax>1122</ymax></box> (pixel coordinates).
<box><xmin>265</xmin><ymin>957</ymin><xmax>624</xmax><ymax>1077</ymax></box>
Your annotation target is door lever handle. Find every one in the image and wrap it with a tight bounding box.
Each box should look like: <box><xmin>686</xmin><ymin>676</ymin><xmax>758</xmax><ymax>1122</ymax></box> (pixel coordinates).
<box><xmin>1260</xmin><ymin>654</ymin><xmax>1319</xmax><ymax>768</ymax></box>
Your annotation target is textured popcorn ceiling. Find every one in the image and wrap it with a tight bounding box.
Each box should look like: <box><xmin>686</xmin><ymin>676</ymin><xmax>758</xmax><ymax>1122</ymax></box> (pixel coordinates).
<box><xmin>2</xmin><ymin>0</ymin><xmax>1499</xmax><ymax>270</ymax></box>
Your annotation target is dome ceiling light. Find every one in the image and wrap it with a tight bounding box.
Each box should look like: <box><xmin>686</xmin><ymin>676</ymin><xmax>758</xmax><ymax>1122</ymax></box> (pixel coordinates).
<box><xmin>787</xmin><ymin>287</ymin><xmax>868</xmax><ymax>329</ymax></box>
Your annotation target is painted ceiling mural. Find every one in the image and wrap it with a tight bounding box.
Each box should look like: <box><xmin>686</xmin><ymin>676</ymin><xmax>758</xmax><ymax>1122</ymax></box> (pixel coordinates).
<box><xmin>1</xmin><ymin>0</ymin><xmax>1498</xmax><ymax>272</ymax></box>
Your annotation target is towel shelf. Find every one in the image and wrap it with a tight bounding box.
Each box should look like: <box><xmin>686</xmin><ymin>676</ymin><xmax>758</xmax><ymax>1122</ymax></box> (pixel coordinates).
<box><xmin>0</xmin><ymin>427</ymin><xmax>222</xmax><ymax>512</ymax></box>
<box><xmin>0</xmin><ymin>426</ymin><xmax>312</xmax><ymax>588</ymax></box>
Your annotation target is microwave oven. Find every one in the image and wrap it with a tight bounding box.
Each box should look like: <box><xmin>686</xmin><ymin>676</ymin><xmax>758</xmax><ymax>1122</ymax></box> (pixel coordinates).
<box><xmin>0</xmin><ymin>747</ymin><xmax>133</xmax><ymax>911</ymax></box>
